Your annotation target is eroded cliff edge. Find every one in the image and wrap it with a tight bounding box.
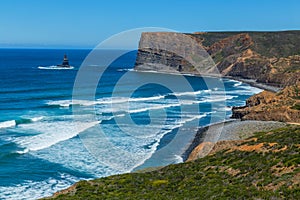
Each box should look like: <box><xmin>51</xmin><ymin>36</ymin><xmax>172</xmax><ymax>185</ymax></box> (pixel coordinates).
<box><xmin>232</xmin><ymin>82</ymin><xmax>300</xmax><ymax>123</ymax></box>
<box><xmin>134</xmin><ymin>31</ymin><xmax>300</xmax><ymax>123</ymax></box>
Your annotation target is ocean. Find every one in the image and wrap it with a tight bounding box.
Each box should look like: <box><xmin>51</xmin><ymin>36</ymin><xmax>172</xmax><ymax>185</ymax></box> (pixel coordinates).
<box><xmin>0</xmin><ymin>48</ymin><xmax>262</xmax><ymax>199</ymax></box>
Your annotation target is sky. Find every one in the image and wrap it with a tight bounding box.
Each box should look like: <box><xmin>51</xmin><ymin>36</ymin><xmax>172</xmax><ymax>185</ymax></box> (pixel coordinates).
<box><xmin>0</xmin><ymin>0</ymin><xmax>300</xmax><ymax>48</ymax></box>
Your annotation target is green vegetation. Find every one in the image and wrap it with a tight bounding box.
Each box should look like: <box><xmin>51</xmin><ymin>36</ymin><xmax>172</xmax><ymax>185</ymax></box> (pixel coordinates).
<box><xmin>250</xmin><ymin>31</ymin><xmax>300</xmax><ymax>57</ymax></box>
<box><xmin>191</xmin><ymin>31</ymin><xmax>300</xmax><ymax>58</ymax></box>
<box><xmin>284</xmin><ymin>65</ymin><xmax>300</xmax><ymax>73</ymax></box>
<box><xmin>48</xmin><ymin>126</ymin><xmax>300</xmax><ymax>200</ymax></box>
<box><xmin>213</xmin><ymin>51</ymin><xmax>224</xmax><ymax>63</ymax></box>
<box><xmin>291</xmin><ymin>103</ymin><xmax>300</xmax><ymax>110</ymax></box>
<box><xmin>294</xmin><ymin>85</ymin><xmax>300</xmax><ymax>99</ymax></box>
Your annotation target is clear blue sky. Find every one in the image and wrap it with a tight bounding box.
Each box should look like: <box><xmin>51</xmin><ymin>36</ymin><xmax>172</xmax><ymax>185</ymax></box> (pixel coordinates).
<box><xmin>0</xmin><ymin>0</ymin><xmax>299</xmax><ymax>48</ymax></box>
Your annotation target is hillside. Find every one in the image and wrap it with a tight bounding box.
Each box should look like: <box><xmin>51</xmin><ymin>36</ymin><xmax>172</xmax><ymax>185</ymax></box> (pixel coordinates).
<box><xmin>135</xmin><ymin>31</ymin><xmax>300</xmax><ymax>88</ymax></box>
<box><xmin>135</xmin><ymin>31</ymin><xmax>300</xmax><ymax>123</ymax></box>
<box><xmin>47</xmin><ymin>126</ymin><xmax>300</xmax><ymax>199</ymax></box>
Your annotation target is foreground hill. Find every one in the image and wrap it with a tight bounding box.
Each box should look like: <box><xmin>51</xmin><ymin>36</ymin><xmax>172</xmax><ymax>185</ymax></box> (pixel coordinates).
<box><xmin>47</xmin><ymin>126</ymin><xmax>300</xmax><ymax>199</ymax></box>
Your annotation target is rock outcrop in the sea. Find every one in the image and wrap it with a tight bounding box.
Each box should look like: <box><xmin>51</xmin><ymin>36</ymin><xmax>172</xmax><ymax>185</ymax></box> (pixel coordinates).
<box><xmin>135</xmin><ymin>31</ymin><xmax>300</xmax><ymax>88</ymax></box>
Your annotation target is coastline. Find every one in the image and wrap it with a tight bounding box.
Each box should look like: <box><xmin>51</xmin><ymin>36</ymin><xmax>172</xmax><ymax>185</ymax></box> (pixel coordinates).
<box><xmin>47</xmin><ymin>70</ymin><xmax>286</xmax><ymax>198</ymax></box>
<box><xmin>134</xmin><ymin>69</ymin><xmax>281</xmax><ymax>93</ymax></box>
<box><xmin>224</xmin><ymin>76</ymin><xmax>282</xmax><ymax>93</ymax></box>
<box><xmin>132</xmin><ymin>69</ymin><xmax>287</xmax><ymax>164</ymax></box>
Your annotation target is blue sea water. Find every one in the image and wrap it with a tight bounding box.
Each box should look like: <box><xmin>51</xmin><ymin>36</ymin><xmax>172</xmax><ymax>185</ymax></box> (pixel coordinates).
<box><xmin>0</xmin><ymin>48</ymin><xmax>262</xmax><ymax>199</ymax></box>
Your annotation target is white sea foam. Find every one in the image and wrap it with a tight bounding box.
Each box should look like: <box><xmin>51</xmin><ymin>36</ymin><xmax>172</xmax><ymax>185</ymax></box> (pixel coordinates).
<box><xmin>0</xmin><ymin>173</ymin><xmax>80</xmax><ymax>200</ymax></box>
<box><xmin>130</xmin><ymin>95</ymin><xmax>166</xmax><ymax>102</ymax></box>
<box><xmin>128</xmin><ymin>103</ymin><xmax>181</xmax><ymax>114</ymax></box>
<box><xmin>179</xmin><ymin>100</ymin><xmax>202</xmax><ymax>105</ymax></box>
<box><xmin>96</xmin><ymin>95</ymin><xmax>166</xmax><ymax>104</ymax></box>
<box><xmin>240</xmin><ymin>85</ymin><xmax>263</xmax><ymax>94</ymax></box>
<box><xmin>38</xmin><ymin>66</ymin><xmax>74</xmax><ymax>70</ymax></box>
<box><xmin>50</xmin><ymin>112</ymin><xmax>207</xmax><ymax>174</ymax></box>
<box><xmin>174</xmin><ymin>154</ymin><xmax>184</xmax><ymax>163</ymax></box>
<box><xmin>19</xmin><ymin>116</ymin><xmax>44</xmax><ymax>123</ymax></box>
<box><xmin>0</xmin><ymin>116</ymin><xmax>45</xmax><ymax>128</ymax></box>
<box><xmin>116</xmin><ymin>68</ymin><xmax>134</xmax><ymax>72</ymax></box>
<box><xmin>74</xmin><ymin>123</ymin><xmax>164</xmax><ymax>172</ymax></box>
<box><xmin>100</xmin><ymin>99</ymin><xmax>202</xmax><ymax>114</ymax></box>
<box><xmin>30</xmin><ymin>131</ymin><xmax>119</xmax><ymax>176</ymax></box>
<box><xmin>226</xmin><ymin>79</ymin><xmax>241</xmax><ymax>83</ymax></box>
<box><xmin>199</xmin><ymin>95</ymin><xmax>237</xmax><ymax>103</ymax></box>
<box><xmin>233</xmin><ymin>81</ymin><xmax>243</xmax><ymax>87</ymax></box>
<box><xmin>30</xmin><ymin>116</ymin><xmax>44</xmax><ymax>122</ymax></box>
<box><xmin>46</xmin><ymin>96</ymin><xmax>166</xmax><ymax>108</ymax></box>
<box><xmin>15</xmin><ymin>121</ymin><xmax>99</xmax><ymax>151</ymax></box>
<box><xmin>0</xmin><ymin>120</ymin><xmax>16</xmax><ymax>129</ymax></box>
<box><xmin>46</xmin><ymin>99</ymin><xmax>97</xmax><ymax>107</ymax></box>
<box><xmin>15</xmin><ymin>148</ymin><xmax>29</xmax><ymax>154</ymax></box>
<box><xmin>122</xmin><ymin>113</ymin><xmax>208</xmax><ymax>169</ymax></box>
<box><xmin>46</xmin><ymin>100</ymin><xmax>71</xmax><ymax>107</ymax></box>
<box><xmin>45</xmin><ymin>88</ymin><xmax>214</xmax><ymax>109</ymax></box>
<box><xmin>224</xmin><ymin>106</ymin><xmax>232</xmax><ymax>111</ymax></box>
<box><xmin>171</xmin><ymin>89</ymin><xmax>211</xmax><ymax>97</ymax></box>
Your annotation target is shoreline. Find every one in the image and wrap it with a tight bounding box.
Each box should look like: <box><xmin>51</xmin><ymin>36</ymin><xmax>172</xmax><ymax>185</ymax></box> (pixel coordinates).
<box><xmin>181</xmin><ymin>120</ymin><xmax>235</xmax><ymax>161</ymax></box>
<box><xmin>131</xmin><ymin>69</ymin><xmax>285</xmax><ymax>162</ymax></box>
<box><xmin>133</xmin><ymin>69</ymin><xmax>281</xmax><ymax>93</ymax></box>
<box><xmin>224</xmin><ymin>76</ymin><xmax>282</xmax><ymax>93</ymax></box>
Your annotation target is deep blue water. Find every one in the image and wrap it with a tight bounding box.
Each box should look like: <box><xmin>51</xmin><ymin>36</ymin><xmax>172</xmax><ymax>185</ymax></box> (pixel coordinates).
<box><xmin>0</xmin><ymin>49</ymin><xmax>262</xmax><ymax>199</ymax></box>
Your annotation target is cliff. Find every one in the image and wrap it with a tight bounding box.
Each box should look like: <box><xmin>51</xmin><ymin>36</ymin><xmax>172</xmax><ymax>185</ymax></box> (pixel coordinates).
<box><xmin>135</xmin><ymin>31</ymin><xmax>300</xmax><ymax>88</ymax></box>
<box><xmin>232</xmin><ymin>81</ymin><xmax>300</xmax><ymax>123</ymax></box>
<box><xmin>135</xmin><ymin>31</ymin><xmax>300</xmax><ymax>123</ymax></box>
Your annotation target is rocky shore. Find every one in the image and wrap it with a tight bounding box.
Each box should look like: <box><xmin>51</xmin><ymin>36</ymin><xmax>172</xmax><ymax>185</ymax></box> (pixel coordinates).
<box><xmin>232</xmin><ymin>81</ymin><xmax>300</xmax><ymax>123</ymax></box>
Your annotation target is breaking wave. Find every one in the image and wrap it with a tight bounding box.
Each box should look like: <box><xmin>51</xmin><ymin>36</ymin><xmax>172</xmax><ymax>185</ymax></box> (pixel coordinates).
<box><xmin>0</xmin><ymin>117</ymin><xmax>44</xmax><ymax>129</ymax></box>
<box><xmin>14</xmin><ymin>121</ymin><xmax>99</xmax><ymax>152</ymax></box>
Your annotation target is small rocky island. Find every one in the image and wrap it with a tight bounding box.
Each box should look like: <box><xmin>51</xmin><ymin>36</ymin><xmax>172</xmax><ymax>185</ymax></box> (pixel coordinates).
<box><xmin>57</xmin><ymin>54</ymin><xmax>71</xmax><ymax>68</ymax></box>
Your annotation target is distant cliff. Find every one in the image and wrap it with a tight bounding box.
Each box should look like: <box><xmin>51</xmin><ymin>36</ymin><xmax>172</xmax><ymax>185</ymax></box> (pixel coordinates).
<box><xmin>135</xmin><ymin>31</ymin><xmax>300</xmax><ymax>123</ymax></box>
<box><xmin>135</xmin><ymin>31</ymin><xmax>300</xmax><ymax>88</ymax></box>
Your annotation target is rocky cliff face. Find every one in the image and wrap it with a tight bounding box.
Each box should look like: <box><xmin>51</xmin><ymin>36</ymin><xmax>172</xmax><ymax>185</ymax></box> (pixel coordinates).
<box><xmin>135</xmin><ymin>32</ymin><xmax>218</xmax><ymax>75</ymax></box>
<box><xmin>135</xmin><ymin>31</ymin><xmax>300</xmax><ymax>88</ymax></box>
<box><xmin>135</xmin><ymin>31</ymin><xmax>300</xmax><ymax>123</ymax></box>
<box><xmin>232</xmin><ymin>82</ymin><xmax>300</xmax><ymax>123</ymax></box>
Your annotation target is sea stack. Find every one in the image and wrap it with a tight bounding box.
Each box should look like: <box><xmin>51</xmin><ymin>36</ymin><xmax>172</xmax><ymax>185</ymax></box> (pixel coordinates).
<box><xmin>57</xmin><ymin>54</ymin><xmax>71</xmax><ymax>68</ymax></box>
